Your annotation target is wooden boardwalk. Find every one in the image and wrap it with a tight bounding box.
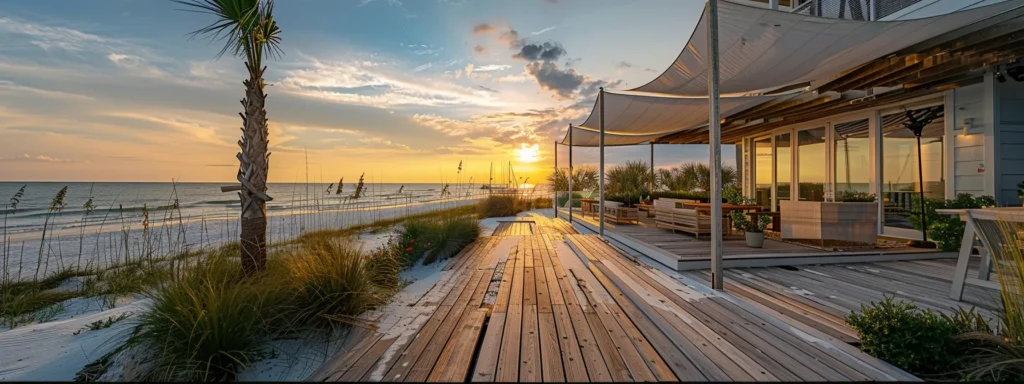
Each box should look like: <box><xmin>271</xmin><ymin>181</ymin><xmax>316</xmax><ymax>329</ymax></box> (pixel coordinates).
<box><xmin>560</xmin><ymin>210</ymin><xmax>948</xmax><ymax>270</ymax></box>
<box><xmin>311</xmin><ymin>215</ymin><xmax>919</xmax><ymax>382</ymax></box>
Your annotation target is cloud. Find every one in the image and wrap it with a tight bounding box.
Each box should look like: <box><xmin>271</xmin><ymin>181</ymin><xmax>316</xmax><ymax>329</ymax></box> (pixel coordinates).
<box><xmin>413</xmin><ymin>62</ymin><xmax>432</xmax><ymax>72</ymax></box>
<box><xmin>499</xmin><ymin>29</ymin><xmax>523</xmax><ymax>48</ymax></box>
<box><xmin>525</xmin><ymin>61</ymin><xmax>583</xmax><ymax>99</ymax></box>
<box><xmin>514</xmin><ymin>42</ymin><xmax>566</xmax><ymax>62</ymax></box>
<box><xmin>276</xmin><ymin>59</ymin><xmax>505</xmax><ymax>108</ymax></box>
<box><xmin>0</xmin><ymin>80</ymin><xmax>93</xmax><ymax>101</ymax></box>
<box><xmin>474</xmin><ymin>64</ymin><xmax>511</xmax><ymax>72</ymax></box>
<box><xmin>412</xmin><ymin>107</ymin><xmax>583</xmax><ymax>146</ymax></box>
<box><xmin>531</xmin><ymin>26</ymin><xmax>557</xmax><ymax>36</ymax></box>
<box><xmin>493</xmin><ymin>72</ymin><xmax>530</xmax><ymax>83</ymax></box>
<box><xmin>0</xmin><ymin>17</ymin><xmax>111</xmax><ymax>52</ymax></box>
<box><xmin>0</xmin><ymin>153</ymin><xmax>79</xmax><ymax>163</ymax></box>
<box><xmin>472</xmin><ymin>23</ymin><xmax>497</xmax><ymax>34</ymax></box>
<box><xmin>565</xmin><ymin>58</ymin><xmax>581</xmax><ymax>67</ymax></box>
<box><xmin>474</xmin><ymin>45</ymin><xmax>487</xmax><ymax>55</ymax></box>
<box><xmin>477</xmin><ymin>85</ymin><xmax>499</xmax><ymax>93</ymax></box>
<box><xmin>617</xmin><ymin>61</ymin><xmax>633</xmax><ymax>68</ymax></box>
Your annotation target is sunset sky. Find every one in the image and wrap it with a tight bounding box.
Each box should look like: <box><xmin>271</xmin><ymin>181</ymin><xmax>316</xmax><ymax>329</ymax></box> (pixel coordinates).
<box><xmin>0</xmin><ymin>0</ymin><xmax>734</xmax><ymax>184</ymax></box>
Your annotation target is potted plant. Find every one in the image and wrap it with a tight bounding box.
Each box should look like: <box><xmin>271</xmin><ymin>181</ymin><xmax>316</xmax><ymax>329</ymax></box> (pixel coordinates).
<box><xmin>731</xmin><ymin>211</ymin><xmax>772</xmax><ymax>248</ymax></box>
<box><xmin>1018</xmin><ymin>181</ymin><xmax>1023</xmax><ymax>207</ymax></box>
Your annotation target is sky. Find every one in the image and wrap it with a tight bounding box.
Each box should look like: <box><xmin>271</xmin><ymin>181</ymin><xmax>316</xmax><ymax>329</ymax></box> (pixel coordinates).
<box><xmin>0</xmin><ymin>0</ymin><xmax>733</xmax><ymax>184</ymax></box>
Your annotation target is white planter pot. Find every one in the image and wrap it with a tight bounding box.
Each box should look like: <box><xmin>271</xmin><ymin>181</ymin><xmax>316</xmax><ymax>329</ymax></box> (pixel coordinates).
<box><xmin>745</xmin><ymin>231</ymin><xmax>765</xmax><ymax>248</ymax></box>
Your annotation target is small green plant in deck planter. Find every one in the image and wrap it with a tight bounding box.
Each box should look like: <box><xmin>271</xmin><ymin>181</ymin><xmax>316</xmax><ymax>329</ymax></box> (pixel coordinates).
<box><xmin>835</xmin><ymin>191</ymin><xmax>876</xmax><ymax>202</ymax></box>
<box><xmin>1018</xmin><ymin>180</ymin><xmax>1024</xmax><ymax>206</ymax></box>
<box><xmin>731</xmin><ymin>211</ymin><xmax>771</xmax><ymax>248</ymax></box>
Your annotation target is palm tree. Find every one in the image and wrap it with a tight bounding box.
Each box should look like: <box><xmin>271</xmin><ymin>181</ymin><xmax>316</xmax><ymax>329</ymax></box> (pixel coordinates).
<box><xmin>605</xmin><ymin>161</ymin><xmax>653</xmax><ymax>205</ymax></box>
<box><xmin>177</xmin><ymin>0</ymin><xmax>282</xmax><ymax>276</ymax></box>
<box><xmin>677</xmin><ymin>161</ymin><xmax>737</xmax><ymax>194</ymax></box>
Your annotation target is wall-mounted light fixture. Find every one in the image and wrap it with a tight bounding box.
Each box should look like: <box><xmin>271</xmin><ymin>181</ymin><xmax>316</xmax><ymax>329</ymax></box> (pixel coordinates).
<box><xmin>961</xmin><ymin>117</ymin><xmax>974</xmax><ymax>136</ymax></box>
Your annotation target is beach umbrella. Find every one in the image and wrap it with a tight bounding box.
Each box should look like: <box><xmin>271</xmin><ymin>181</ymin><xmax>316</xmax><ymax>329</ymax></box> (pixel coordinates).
<box><xmin>902</xmin><ymin>107</ymin><xmax>941</xmax><ymax>248</ymax></box>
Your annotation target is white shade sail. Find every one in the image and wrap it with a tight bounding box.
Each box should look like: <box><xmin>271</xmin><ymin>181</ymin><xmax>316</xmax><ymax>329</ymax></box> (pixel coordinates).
<box><xmin>561</xmin><ymin>126</ymin><xmax>669</xmax><ymax>147</ymax></box>
<box><xmin>561</xmin><ymin>91</ymin><xmax>783</xmax><ymax>147</ymax></box>
<box><xmin>560</xmin><ymin>0</ymin><xmax>1024</xmax><ymax>148</ymax></box>
<box><xmin>634</xmin><ymin>0</ymin><xmax>1024</xmax><ymax>96</ymax></box>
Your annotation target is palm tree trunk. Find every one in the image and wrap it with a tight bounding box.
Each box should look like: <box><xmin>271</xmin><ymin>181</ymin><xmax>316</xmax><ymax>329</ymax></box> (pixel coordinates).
<box><xmin>238</xmin><ymin>68</ymin><xmax>272</xmax><ymax>276</ymax></box>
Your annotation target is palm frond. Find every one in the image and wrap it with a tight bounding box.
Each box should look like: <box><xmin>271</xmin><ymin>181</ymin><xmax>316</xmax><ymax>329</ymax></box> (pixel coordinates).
<box><xmin>174</xmin><ymin>0</ymin><xmax>282</xmax><ymax>66</ymax></box>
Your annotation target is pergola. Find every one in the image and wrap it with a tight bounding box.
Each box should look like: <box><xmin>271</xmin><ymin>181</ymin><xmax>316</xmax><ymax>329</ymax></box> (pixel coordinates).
<box><xmin>553</xmin><ymin>0</ymin><xmax>1024</xmax><ymax>289</ymax></box>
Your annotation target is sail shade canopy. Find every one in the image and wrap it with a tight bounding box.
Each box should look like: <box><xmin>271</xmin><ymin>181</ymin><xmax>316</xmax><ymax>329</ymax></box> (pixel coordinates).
<box><xmin>560</xmin><ymin>91</ymin><xmax>781</xmax><ymax>147</ymax></box>
<box><xmin>559</xmin><ymin>0</ymin><xmax>1024</xmax><ymax>148</ymax></box>
<box><xmin>633</xmin><ymin>0</ymin><xmax>1024</xmax><ymax>96</ymax></box>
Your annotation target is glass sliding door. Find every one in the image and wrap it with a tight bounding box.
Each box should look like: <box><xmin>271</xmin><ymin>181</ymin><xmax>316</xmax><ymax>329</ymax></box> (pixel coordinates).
<box><xmin>881</xmin><ymin>106</ymin><xmax>945</xmax><ymax>233</ymax></box>
<box><xmin>834</xmin><ymin>119</ymin><xmax>871</xmax><ymax>195</ymax></box>
<box><xmin>797</xmin><ymin>127</ymin><xmax>827</xmax><ymax>202</ymax></box>
<box><xmin>775</xmin><ymin>133</ymin><xmax>791</xmax><ymax>211</ymax></box>
<box><xmin>753</xmin><ymin>137</ymin><xmax>773</xmax><ymax>210</ymax></box>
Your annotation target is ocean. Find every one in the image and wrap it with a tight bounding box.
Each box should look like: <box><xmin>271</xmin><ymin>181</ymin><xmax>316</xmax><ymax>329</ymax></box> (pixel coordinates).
<box><xmin>0</xmin><ymin>182</ymin><xmax>496</xmax><ymax>235</ymax></box>
<box><xmin>0</xmin><ymin>182</ymin><xmax>546</xmax><ymax>280</ymax></box>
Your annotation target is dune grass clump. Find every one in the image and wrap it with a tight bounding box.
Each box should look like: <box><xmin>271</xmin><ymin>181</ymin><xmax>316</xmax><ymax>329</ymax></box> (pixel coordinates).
<box><xmin>130</xmin><ymin>254</ymin><xmax>290</xmax><ymax>382</ymax></box>
<box><xmin>283</xmin><ymin>236</ymin><xmax>397</xmax><ymax>326</ymax></box>
<box><xmin>477</xmin><ymin>195</ymin><xmax>528</xmax><ymax>218</ymax></box>
<box><xmin>390</xmin><ymin>215</ymin><xmax>480</xmax><ymax>266</ymax></box>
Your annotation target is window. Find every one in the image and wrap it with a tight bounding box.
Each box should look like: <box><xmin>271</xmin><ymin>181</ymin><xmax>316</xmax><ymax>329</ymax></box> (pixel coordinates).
<box><xmin>797</xmin><ymin>127</ymin><xmax>827</xmax><ymax>202</ymax></box>
<box><xmin>754</xmin><ymin>137</ymin><xmax>772</xmax><ymax>210</ymax></box>
<box><xmin>834</xmin><ymin>119</ymin><xmax>871</xmax><ymax>195</ymax></box>
<box><xmin>775</xmin><ymin>133</ymin><xmax>791</xmax><ymax>210</ymax></box>
<box><xmin>881</xmin><ymin>106</ymin><xmax>945</xmax><ymax>229</ymax></box>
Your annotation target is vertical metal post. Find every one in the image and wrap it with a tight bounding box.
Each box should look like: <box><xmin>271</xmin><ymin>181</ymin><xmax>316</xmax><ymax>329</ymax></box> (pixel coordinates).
<box><xmin>553</xmin><ymin>140</ymin><xmax>558</xmax><ymax>218</ymax></box>
<box><xmin>708</xmin><ymin>0</ymin><xmax>724</xmax><ymax>290</ymax></box>
<box><xmin>599</xmin><ymin>87</ymin><xmax>606</xmax><ymax>238</ymax></box>
<box><xmin>568</xmin><ymin>124</ymin><xmax>574</xmax><ymax>224</ymax></box>
<box><xmin>768</xmin><ymin>0</ymin><xmax>778</xmax><ymax>10</ymax></box>
<box><xmin>650</xmin><ymin>143</ymin><xmax>655</xmax><ymax>193</ymax></box>
<box><xmin>868</xmin><ymin>0</ymin><xmax>876</xmax><ymax>21</ymax></box>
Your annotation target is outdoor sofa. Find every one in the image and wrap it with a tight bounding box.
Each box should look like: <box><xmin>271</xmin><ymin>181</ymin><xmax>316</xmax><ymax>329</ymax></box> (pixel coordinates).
<box><xmin>653</xmin><ymin>198</ymin><xmax>712</xmax><ymax>238</ymax></box>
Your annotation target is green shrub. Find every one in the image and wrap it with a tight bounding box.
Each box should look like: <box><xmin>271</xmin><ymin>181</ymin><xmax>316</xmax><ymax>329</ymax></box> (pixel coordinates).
<box><xmin>909</xmin><ymin>193</ymin><xmax>997</xmax><ymax>251</ymax></box>
<box><xmin>730</xmin><ymin>211</ymin><xmax>770</xmax><ymax>233</ymax></box>
<box><xmin>530</xmin><ymin>197</ymin><xmax>553</xmax><ymax>209</ymax></box>
<box><xmin>548</xmin><ymin>166</ymin><xmax>598</xmax><ymax>192</ymax></box>
<box><xmin>391</xmin><ymin>215</ymin><xmax>480</xmax><ymax>266</ymax></box>
<box><xmin>649</xmin><ymin>191</ymin><xmax>727</xmax><ymax>203</ymax></box>
<box><xmin>847</xmin><ymin>296</ymin><xmax>961</xmax><ymax>375</ymax></box>
<box><xmin>605</xmin><ymin>161</ymin><xmax>652</xmax><ymax>206</ymax></box>
<box><xmin>556</xmin><ymin>192</ymin><xmax>582</xmax><ymax>208</ymax></box>
<box><xmin>835</xmin><ymin>191</ymin><xmax>876</xmax><ymax>202</ymax></box>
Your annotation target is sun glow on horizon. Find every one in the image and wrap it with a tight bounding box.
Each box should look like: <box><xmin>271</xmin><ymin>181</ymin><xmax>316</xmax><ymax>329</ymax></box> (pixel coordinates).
<box><xmin>514</xmin><ymin>143</ymin><xmax>540</xmax><ymax>163</ymax></box>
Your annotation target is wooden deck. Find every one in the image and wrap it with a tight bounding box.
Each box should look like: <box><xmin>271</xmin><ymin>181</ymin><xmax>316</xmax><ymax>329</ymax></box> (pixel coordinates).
<box><xmin>310</xmin><ymin>215</ymin><xmax>921</xmax><ymax>382</ymax></box>
<box><xmin>681</xmin><ymin>259</ymin><xmax>1003</xmax><ymax>345</ymax></box>
<box><xmin>558</xmin><ymin>209</ymin><xmax>952</xmax><ymax>270</ymax></box>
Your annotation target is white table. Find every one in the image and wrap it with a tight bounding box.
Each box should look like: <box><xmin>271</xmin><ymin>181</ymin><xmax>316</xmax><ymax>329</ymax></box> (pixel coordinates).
<box><xmin>938</xmin><ymin>208</ymin><xmax>992</xmax><ymax>301</ymax></box>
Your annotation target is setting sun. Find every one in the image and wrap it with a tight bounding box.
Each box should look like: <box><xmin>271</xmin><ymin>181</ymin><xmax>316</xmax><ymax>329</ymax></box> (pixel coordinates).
<box><xmin>514</xmin><ymin>143</ymin><xmax>540</xmax><ymax>163</ymax></box>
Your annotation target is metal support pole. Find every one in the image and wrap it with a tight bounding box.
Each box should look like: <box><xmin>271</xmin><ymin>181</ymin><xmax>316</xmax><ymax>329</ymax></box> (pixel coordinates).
<box><xmin>599</xmin><ymin>87</ymin><xmax>606</xmax><ymax>238</ymax></box>
<box><xmin>650</xmin><ymin>143</ymin><xmax>655</xmax><ymax>193</ymax></box>
<box><xmin>568</xmin><ymin>124</ymin><xmax>574</xmax><ymax>224</ymax></box>
<box><xmin>553</xmin><ymin>140</ymin><xmax>558</xmax><ymax>218</ymax></box>
<box><xmin>768</xmin><ymin>0</ymin><xmax>778</xmax><ymax>10</ymax></box>
<box><xmin>708</xmin><ymin>0</ymin><xmax>724</xmax><ymax>290</ymax></box>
